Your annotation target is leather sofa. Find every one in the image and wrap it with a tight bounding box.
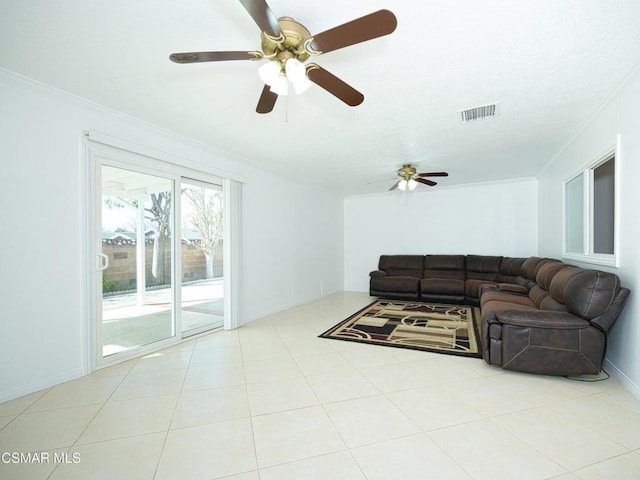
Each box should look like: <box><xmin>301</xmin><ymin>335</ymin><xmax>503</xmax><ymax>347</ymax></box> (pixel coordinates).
<box><xmin>481</xmin><ymin>259</ymin><xmax>629</xmax><ymax>376</ymax></box>
<box><xmin>369</xmin><ymin>254</ymin><xmax>527</xmax><ymax>305</ymax></box>
<box><xmin>369</xmin><ymin>254</ymin><xmax>630</xmax><ymax>376</ymax></box>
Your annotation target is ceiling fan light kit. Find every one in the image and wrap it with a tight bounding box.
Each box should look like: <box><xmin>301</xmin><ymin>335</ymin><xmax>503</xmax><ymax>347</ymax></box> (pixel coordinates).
<box><xmin>169</xmin><ymin>0</ymin><xmax>397</xmax><ymax>113</ymax></box>
<box><xmin>389</xmin><ymin>164</ymin><xmax>449</xmax><ymax>192</ymax></box>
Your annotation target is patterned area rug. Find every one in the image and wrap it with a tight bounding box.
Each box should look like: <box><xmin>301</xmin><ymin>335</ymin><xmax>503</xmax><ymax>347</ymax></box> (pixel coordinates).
<box><xmin>320</xmin><ymin>300</ymin><xmax>482</xmax><ymax>358</ymax></box>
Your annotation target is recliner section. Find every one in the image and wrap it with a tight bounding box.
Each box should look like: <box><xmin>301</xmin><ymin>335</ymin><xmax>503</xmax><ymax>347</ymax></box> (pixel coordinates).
<box><xmin>369</xmin><ymin>254</ymin><xmax>630</xmax><ymax>376</ymax></box>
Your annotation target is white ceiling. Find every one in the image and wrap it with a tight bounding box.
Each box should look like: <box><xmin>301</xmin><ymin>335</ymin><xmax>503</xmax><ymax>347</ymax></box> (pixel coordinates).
<box><xmin>2</xmin><ymin>0</ymin><xmax>640</xmax><ymax>195</ymax></box>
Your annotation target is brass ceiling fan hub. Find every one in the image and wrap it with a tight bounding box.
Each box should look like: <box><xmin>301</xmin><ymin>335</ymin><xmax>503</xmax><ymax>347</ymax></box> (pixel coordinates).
<box><xmin>397</xmin><ymin>164</ymin><xmax>417</xmax><ymax>180</ymax></box>
<box><xmin>261</xmin><ymin>17</ymin><xmax>312</xmax><ymax>64</ymax></box>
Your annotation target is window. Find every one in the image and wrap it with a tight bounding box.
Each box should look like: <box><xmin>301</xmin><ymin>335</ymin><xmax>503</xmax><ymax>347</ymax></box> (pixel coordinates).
<box><xmin>563</xmin><ymin>137</ymin><xmax>619</xmax><ymax>267</ymax></box>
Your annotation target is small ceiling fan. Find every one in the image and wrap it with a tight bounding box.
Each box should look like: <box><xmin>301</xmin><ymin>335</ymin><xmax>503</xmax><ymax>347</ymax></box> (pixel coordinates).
<box><xmin>389</xmin><ymin>164</ymin><xmax>449</xmax><ymax>191</ymax></box>
<box><xmin>169</xmin><ymin>0</ymin><xmax>397</xmax><ymax>113</ymax></box>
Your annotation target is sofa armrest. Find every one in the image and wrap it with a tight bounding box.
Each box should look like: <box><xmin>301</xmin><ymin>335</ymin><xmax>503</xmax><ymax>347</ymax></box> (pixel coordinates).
<box><xmin>496</xmin><ymin>283</ymin><xmax>529</xmax><ymax>295</ymax></box>
<box><xmin>369</xmin><ymin>270</ymin><xmax>388</xmax><ymax>278</ymax></box>
<box><xmin>495</xmin><ymin>309</ymin><xmax>591</xmax><ymax>329</ymax></box>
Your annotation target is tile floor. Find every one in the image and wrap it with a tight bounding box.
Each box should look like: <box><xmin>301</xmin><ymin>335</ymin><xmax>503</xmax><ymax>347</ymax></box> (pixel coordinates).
<box><xmin>1</xmin><ymin>292</ymin><xmax>640</xmax><ymax>479</ymax></box>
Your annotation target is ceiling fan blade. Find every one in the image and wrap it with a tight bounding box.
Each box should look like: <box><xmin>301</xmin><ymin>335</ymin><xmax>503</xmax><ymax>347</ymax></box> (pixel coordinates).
<box><xmin>306</xmin><ymin>9</ymin><xmax>397</xmax><ymax>55</ymax></box>
<box><xmin>388</xmin><ymin>181</ymin><xmax>400</xmax><ymax>191</ymax></box>
<box><xmin>417</xmin><ymin>172</ymin><xmax>449</xmax><ymax>177</ymax></box>
<box><xmin>238</xmin><ymin>0</ymin><xmax>283</xmax><ymax>38</ymax></box>
<box><xmin>169</xmin><ymin>51</ymin><xmax>257</xmax><ymax>63</ymax></box>
<box><xmin>306</xmin><ymin>64</ymin><xmax>364</xmax><ymax>106</ymax></box>
<box><xmin>416</xmin><ymin>178</ymin><xmax>437</xmax><ymax>187</ymax></box>
<box><xmin>256</xmin><ymin>84</ymin><xmax>278</xmax><ymax>114</ymax></box>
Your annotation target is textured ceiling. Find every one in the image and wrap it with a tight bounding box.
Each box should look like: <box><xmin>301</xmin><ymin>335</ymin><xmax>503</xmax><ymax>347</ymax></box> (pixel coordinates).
<box><xmin>2</xmin><ymin>0</ymin><xmax>640</xmax><ymax>195</ymax></box>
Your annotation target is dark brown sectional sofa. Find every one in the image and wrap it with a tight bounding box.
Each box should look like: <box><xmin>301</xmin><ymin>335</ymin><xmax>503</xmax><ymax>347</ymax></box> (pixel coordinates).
<box><xmin>369</xmin><ymin>254</ymin><xmax>630</xmax><ymax>376</ymax></box>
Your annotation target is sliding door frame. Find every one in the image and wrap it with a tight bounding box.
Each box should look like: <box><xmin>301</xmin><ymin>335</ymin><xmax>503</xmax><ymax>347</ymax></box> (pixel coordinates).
<box><xmin>82</xmin><ymin>132</ymin><xmax>243</xmax><ymax>373</ymax></box>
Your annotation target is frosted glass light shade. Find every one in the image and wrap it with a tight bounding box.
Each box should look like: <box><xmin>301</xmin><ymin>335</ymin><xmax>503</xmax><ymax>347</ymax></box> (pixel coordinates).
<box><xmin>285</xmin><ymin>58</ymin><xmax>312</xmax><ymax>94</ymax></box>
<box><xmin>407</xmin><ymin>179</ymin><xmax>418</xmax><ymax>190</ymax></box>
<box><xmin>269</xmin><ymin>75</ymin><xmax>288</xmax><ymax>96</ymax></box>
<box><xmin>398</xmin><ymin>180</ymin><xmax>408</xmax><ymax>191</ymax></box>
<box><xmin>258</xmin><ymin>61</ymin><xmax>281</xmax><ymax>86</ymax></box>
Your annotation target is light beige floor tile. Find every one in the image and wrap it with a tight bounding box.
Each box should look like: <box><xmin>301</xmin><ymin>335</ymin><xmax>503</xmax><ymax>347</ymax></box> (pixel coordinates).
<box><xmin>323</xmin><ymin>395</ymin><xmax>420</xmax><ymax>448</ymax></box>
<box><xmin>359</xmin><ymin>362</ymin><xmax>435</xmax><ymax>393</ymax></box>
<box><xmin>0</xmin><ymin>415</ymin><xmax>14</xmax><ymax>429</ymax></box>
<box><xmin>110</xmin><ymin>369</ymin><xmax>186</xmax><ymax>401</ymax></box>
<box><xmin>181</xmin><ymin>362</ymin><xmax>245</xmax><ymax>391</ymax></box>
<box><xmin>285</xmin><ymin>337</ymin><xmax>340</xmax><ymax>356</ymax></box>
<box><xmin>155</xmin><ymin>418</ymin><xmax>256</xmax><ymax>479</ymax></box>
<box><xmin>49</xmin><ymin>432</ymin><xmax>165</xmax><ymax>480</ymax></box>
<box><xmin>239</xmin><ymin>342</ymin><xmax>292</xmax><ymax>362</ymax></box>
<box><xmin>171</xmin><ymin>385</ymin><xmax>249</xmax><ymax>429</ymax></box>
<box><xmin>493</xmin><ymin>407</ymin><xmax>628</xmax><ymax>471</ymax></box>
<box><xmin>428</xmin><ymin>418</ymin><xmax>566</xmax><ymax>480</ymax></box>
<box><xmin>219</xmin><ymin>472</ymin><xmax>260</xmax><ymax>480</ymax></box>
<box><xmin>251</xmin><ymin>406</ymin><xmax>345</xmax><ymax>468</ymax></box>
<box><xmin>595</xmin><ymin>386</ymin><xmax>640</xmax><ymax>414</ymax></box>
<box><xmin>443</xmin><ymin>376</ymin><xmax>540</xmax><ymax>417</ymax></box>
<box><xmin>351</xmin><ymin>433</ymin><xmax>473</xmax><ymax>480</ymax></box>
<box><xmin>293</xmin><ymin>352</ymin><xmax>354</xmax><ymax>376</ymax></box>
<box><xmin>387</xmin><ymin>385</ymin><xmax>484</xmax><ymax>431</ymax></box>
<box><xmin>330</xmin><ymin>342</ymin><xmax>401</xmax><ymax>368</ymax></box>
<box><xmin>306</xmin><ymin>370</ymin><xmax>380</xmax><ymax>404</ymax></box>
<box><xmin>549</xmin><ymin>396</ymin><xmax>640</xmax><ymax>449</ymax></box>
<box><xmin>0</xmin><ymin>451</ymin><xmax>59</xmax><ymax>479</ymax></box>
<box><xmin>194</xmin><ymin>329</ymin><xmax>240</xmax><ymax>349</ymax></box>
<box><xmin>246</xmin><ymin>376</ymin><xmax>318</xmax><ymax>416</ymax></box>
<box><xmin>573</xmin><ymin>451</ymin><xmax>640</xmax><ymax>480</ymax></box>
<box><xmin>90</xmin><ymin>359</ymin><xmax>137</xmax><ymax>378</ymax></box>
<box><xmin>27</xmin><ymin>376</ymin><xmax>123</xmax><ymax>412</ymax></box>
<box><xmin>128</xmin><ymin>350</ymin><xmax>193</xmax><ymax>374</ymax></box>
<box><xmin>0</xmin><ymin>405</ymin><xmax>101</xmax><ymax>452</ymax></box>
<box><xmin>77</xmin><ymin>394</ymin><xmax>178</xmax><ymax>445</ymax></box>
<box><xmin>0</xmin><ymin>390</ymin><xmax>49</xmax><ymax>417</ymax></box>
<box><xmin>408</xmin><ymin>356</ymin><xmax>484</xmax><ymax>384</ymax></box>
<box><xmin>243</xmin><ymin>357</ymin><xmax>303</xmax><ymax>383</ymax></box>
<box><xmin>490</xmin><ymin>369</ymin><xmax>589</xmax><ymax>405</ymax></box>
<box><xmin>260</xmin><ymin>450</ymin><xmax>366</xmax><ymax>480</ymax></box>
<box><xmin>189</xmin><ymin>346</ymin><xmax>243</xmax><ymax>367</ymax></box>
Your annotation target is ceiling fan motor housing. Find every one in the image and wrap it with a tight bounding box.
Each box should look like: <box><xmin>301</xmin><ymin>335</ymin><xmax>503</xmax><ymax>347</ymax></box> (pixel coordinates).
<box><xmin>398</xmin><ymin>164</ymin><xmax>417</xmax><ymax>180</ymax></box>
<box><xmin>261</xmin><ymin>17</ymin><xmax>311</xmax><ymax>65</ymax></box>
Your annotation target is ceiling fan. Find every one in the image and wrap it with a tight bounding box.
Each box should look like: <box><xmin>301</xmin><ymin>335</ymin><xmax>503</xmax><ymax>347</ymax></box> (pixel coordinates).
<box><xmin>389</xmin><ymin>164</ymin><xmax>449</xmax><ymax>191</ymax></box>
<box><xmin>169</xmin><ymin>0</ymin><xmax>397</xmax><ymax>113</ymax></box>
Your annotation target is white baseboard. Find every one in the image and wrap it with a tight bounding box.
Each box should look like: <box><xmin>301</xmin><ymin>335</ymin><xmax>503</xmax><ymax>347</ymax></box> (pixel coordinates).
<box><xmin>0</xmin><ymin>368</ymin><xmax>85</xmax><ymax>404</ymax></box>
<box><xmin>604</xmin><ymin>358</ymin><xmax>640</xmax><ymax>400</ymax></box>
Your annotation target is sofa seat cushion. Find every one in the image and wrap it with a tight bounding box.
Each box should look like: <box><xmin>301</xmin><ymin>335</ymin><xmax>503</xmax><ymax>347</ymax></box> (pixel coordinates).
<box><xmin>466</xmin><ymin>279</ymin><xmax>498</xmax><ymax>300</ymax></box>
<box><xmin>371</xmin><ymin>275</ymin><xmax>420</xmax><ymax>294</ymax></box>
<box><xmin>420</xmin><ymin>277</ymin><xmax>465</xmax><ymax>296</ymax></box>
<box><xmin>481</xmin><ymin>290</ymin><xmax>538</xmax><ymax>315</ymax></box>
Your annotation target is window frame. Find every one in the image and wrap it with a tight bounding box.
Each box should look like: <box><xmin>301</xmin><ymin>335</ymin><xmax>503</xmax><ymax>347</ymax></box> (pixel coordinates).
<box><xmin>562</xmin><ymin>136</ymin><xmax>620</xmax><ymax>268</ymax></box>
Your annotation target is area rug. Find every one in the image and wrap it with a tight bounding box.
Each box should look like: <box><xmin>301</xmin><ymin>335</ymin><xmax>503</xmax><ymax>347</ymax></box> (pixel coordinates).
<box><xmin>319</xmin><ymin>300</ymin><xmax>482</xmax><ymax>358</ymax></box>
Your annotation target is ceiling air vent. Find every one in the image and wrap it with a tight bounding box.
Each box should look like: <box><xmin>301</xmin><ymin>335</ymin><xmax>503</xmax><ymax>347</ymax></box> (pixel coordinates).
<box><xmin>460</xmin><ymin>103</ymin><xmax>499</xmax><ymax>123</ymax></box>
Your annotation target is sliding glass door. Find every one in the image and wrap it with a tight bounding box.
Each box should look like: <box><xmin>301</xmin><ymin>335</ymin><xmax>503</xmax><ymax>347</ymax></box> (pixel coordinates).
<box><xmin>180</xmin><ymin>180</ymin><xmax>224</xmax><ymax>336</ymax></box>
<box><xmin>99</xmin><ymin>165</ymin><xmax>176</xmax><ymax>358</ymax></box>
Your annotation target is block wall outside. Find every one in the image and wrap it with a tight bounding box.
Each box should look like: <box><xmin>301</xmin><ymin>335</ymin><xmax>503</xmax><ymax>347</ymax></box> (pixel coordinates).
<box><xmin>102</xmin><ymin>240</ymin><xmax>223</xmax><ymax>292</ymax></box>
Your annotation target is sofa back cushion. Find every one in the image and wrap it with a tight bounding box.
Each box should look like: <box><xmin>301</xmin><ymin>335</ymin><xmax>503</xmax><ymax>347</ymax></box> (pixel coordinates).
<box><xmin>529</xmin><ymin>261</ymin><xmax>565</xmax><ymax>309</ymax></box>
<box><xmin>550</xmin><ymin>267</ymin><xmax>621</xmax><ymax>319</ymax></box>
<box><xmin>466</xmin><ymin>255</ymin><xmax>502</xmax><ymax>281</ymax></box>
<box><xmin>496</xmin><ymin>257</ymin><xmax>527</xmax><ymax>283</ymax></box>
<box><xmin>423</xmin><ymin>255</ymin><xmax>465</xmax><ymax>280</ymax></box>
<box><xmin>379</xmin><ymin>255</ymin><xmax>424</xmax><ymax>278</ymax></box>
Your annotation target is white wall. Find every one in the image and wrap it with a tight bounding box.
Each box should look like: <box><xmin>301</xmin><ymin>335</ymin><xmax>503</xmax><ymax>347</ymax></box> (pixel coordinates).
<box><xmin>538</xmin><ymin>64</ymin><xmax>640</xmax><ymax>396</ymax></box>
<box><xmin>344</xmin><ymin>179</ymin><xmax>539</xmax><ymax>292</ymax></box>
<box><xmin>0</xmin><ymin>71</ymin><xmax>344</xmax><ymax>402</ymax></box>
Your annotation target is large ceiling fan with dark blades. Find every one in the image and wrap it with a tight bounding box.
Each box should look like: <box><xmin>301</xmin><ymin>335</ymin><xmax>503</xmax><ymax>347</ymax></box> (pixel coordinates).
<box><xmin>389</xmin><ymin>164</ymin><xmax>449</xmax><ymax>191</ymax></box>
<box><xmin>169</xmin><ymin>0</ymin><xmax>397</xmax><ymax>113</ymax></box>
